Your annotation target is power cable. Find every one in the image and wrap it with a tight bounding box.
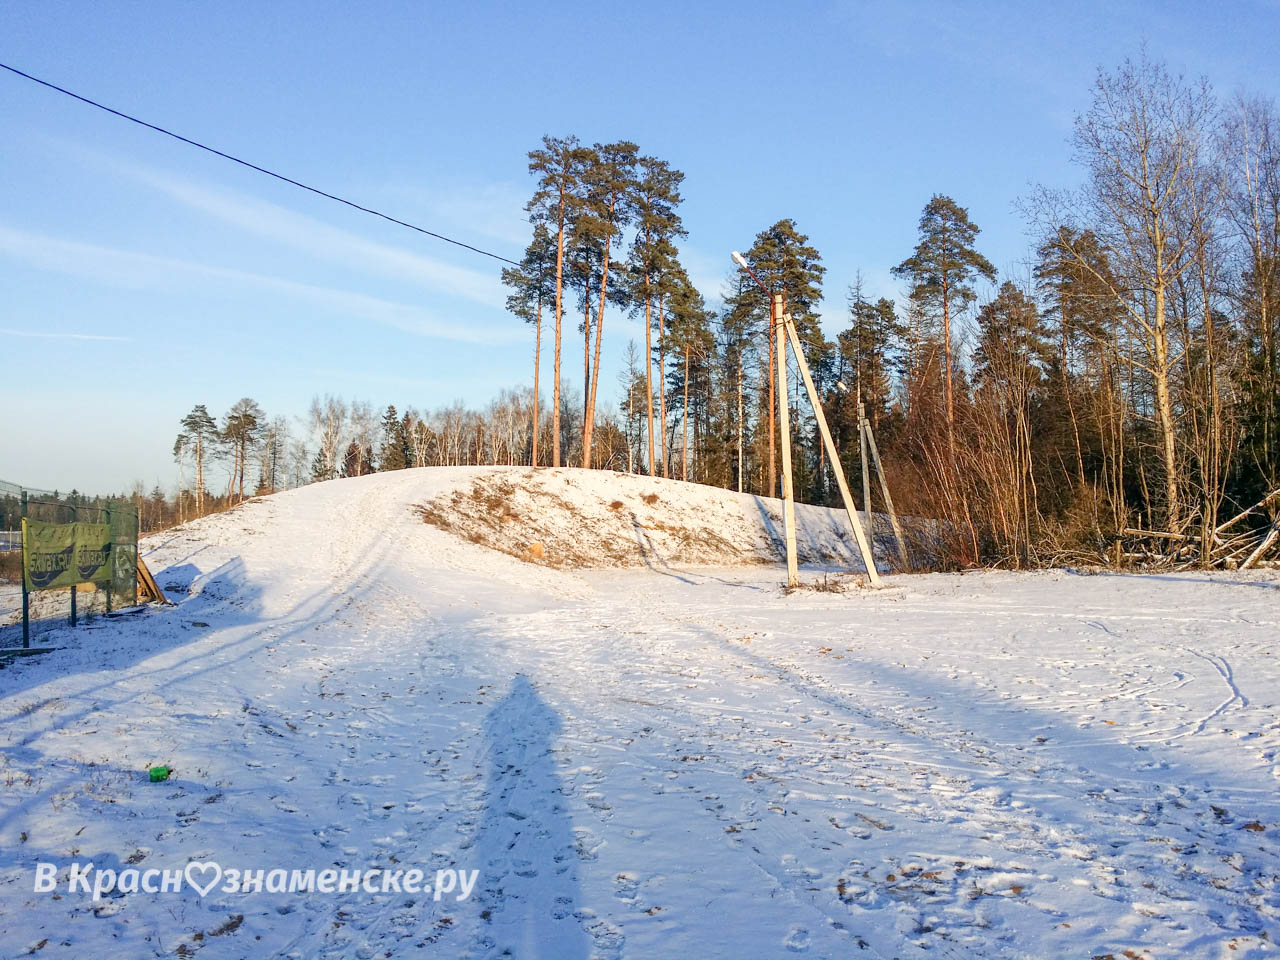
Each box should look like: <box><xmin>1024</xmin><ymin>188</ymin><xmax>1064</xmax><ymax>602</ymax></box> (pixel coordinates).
<box><xmin>0</xmin><ymin>61</ymin><xmax>521</xmax><ymax>266</ymax></box>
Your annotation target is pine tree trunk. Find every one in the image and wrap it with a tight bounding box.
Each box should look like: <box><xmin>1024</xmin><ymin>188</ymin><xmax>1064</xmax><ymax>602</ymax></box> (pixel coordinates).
<box><xmin>626</xmin><ymin>364</ymin><xmax>635</xmax><ymax>474</ymax></box>
<box><xmin>1061</xmin><ymin>326</ymin><xmax>1086</xmax><ymax>487</ymax></box>
<box><xmin>942</xmin><ymin>274</ymin><xmax>955</xmax><ymax>455</ymax></box>
<box><xmin>658</xmin><ymin>296</ymin><xmax>668</xmax><ymax>478</ymax></box>
<box><xmin>583</xmin><ymin>200</ymin><xmax>616</xmax><ymax>469</ymax></box>
<box><xmin>767</xmin><ymin>321</ymin><xmax>776</xmax><ymax>496</ymax></box>
<box><xmin>552</xmin><ymin>187</ymin><xmax>566</xmax><ymax>468</ymax></box>
<box><xmin>644</xmin><ymin>279</ymin><xmax>656</xmax><ymax>475</ymax></box>
<box><xmin>195</xmin><ymin>434</ymin><xmax>204</xmax><ymax>516</ymax></box>
<box><xmin>737</xmin><ymin>355</ymin><xmax>744</xmax><ymax>494</ymax></box>
<box><xmin>583</xmin><ymin>290</ymin><xmax>591</xmax><ymax>465</ymax></box>
<box><xmin>532</xmin><ymin>298</ymin><xmax>542</xmax><ymax>467</ymax></box>
<box><xmin>683</xmin><ymin>344</ymin><xmax>690</xmax><ymax>482</ymax></box>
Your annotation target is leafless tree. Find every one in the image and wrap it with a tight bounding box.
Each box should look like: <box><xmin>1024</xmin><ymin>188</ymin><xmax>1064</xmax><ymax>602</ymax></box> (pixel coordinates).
<box><xmin>1041</xmin><ymin>53</ymin><xmax>1217</xmax><ymax>531</ymax></box>
<box><xmin>308</xmin><ymin>394</ymin><xmax>347</xmax><ymax>481</ymax></box>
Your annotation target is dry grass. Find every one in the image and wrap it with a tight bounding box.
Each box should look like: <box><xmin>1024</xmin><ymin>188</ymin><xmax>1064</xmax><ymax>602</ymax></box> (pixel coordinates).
<box><xmin>416</xmin><ymin>470</ymin><xmax>844</xmax><ymax>570</ymax></box>
<box><xmin>784</xmin><ymin>573</ymin><xmax>863</xmax><ymax>595</ymax></box>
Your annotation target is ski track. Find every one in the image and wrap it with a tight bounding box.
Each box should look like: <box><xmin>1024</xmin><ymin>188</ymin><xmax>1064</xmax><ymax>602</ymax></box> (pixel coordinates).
<box><xmin>0</xmin><ymin>468</ymin><xmax>1277</xmax><ymax>959</ymax></box>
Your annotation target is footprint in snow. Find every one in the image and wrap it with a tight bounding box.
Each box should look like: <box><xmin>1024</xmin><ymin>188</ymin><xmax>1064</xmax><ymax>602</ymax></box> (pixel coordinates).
<box><xmin>584</xmin><ymin>791</ymin><xmax>613</xmax><ymax>819</ymax></box>
<box><xmin>572</xmin><ymin>826</ymin><xmax>604</xmax><ymax>861</ymax></box>
<box><xmin>551</xmin><ymin>894</ymin><xmax>573</xmax><ymax>920</ymax></box>
<box><xmin>584</xmin><ymin>917</ymin><xmax>625</xmax><ymax>958</ymax></box>
<box><xmin>783</xmin><ymin>925</ymin><xmax>811</xmax><ymax>952</ymax></box>
<box><xmin>614</xmin><ymin>871</ymin><xmax>640</xmax><ymax>901</ymax></box>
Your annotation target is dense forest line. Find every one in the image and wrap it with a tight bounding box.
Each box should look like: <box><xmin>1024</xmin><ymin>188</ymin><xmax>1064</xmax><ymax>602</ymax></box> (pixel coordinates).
<box><xmin>45</xmin><ymin>53</ymin><xmax>1277</xmax><ymax>570</ymax></box>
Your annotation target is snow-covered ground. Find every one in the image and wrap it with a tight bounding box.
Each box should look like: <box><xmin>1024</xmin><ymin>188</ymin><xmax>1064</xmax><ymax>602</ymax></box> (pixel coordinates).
<box><xmin>0</xmin><ymin>467</ymin><xmax>1276</xmax><ymax>959</ymax></box>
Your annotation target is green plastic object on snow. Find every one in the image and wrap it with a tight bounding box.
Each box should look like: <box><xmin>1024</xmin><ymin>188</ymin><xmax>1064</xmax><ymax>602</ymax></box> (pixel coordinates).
<box><xmin>149</xmin><ymin>765</ymin><xmax>171</xmax><ymax>782</ymax></box>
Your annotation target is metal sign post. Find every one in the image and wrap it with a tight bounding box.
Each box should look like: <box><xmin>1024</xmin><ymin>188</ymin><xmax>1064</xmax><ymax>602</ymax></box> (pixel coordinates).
<box><xmin>68</xmin><ymin>505</ymin><xmax>77</xmax><ymax>627</ymax></box>
<box><xmin>105</xmin><ymin>503</ymin><xmax>113</xmax><ymax>614</ymax></box>
<box><xmin>20</xmin><ymin>491</ymin><xmax>29</xmax><ymax>648</ymax></box>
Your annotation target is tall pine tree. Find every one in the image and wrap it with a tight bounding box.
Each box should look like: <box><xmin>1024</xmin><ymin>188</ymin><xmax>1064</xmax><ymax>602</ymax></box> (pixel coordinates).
<box><xmin>502</xmin><ymin>223</ymin><xmax>558</xmax><ymax>466</ymax></box>
<box><xmin>526</xmin><ymin>135</ymin><xmax>590</xmax><ymax>467</ymax></box>
<box><xmin>627</xmin><ymin>156</ymin><xmax>686</xmax><ymax>475</ymax></box>
<box><xmin>378</xmin><ymin>404</ymin><xmax>408</xmax><ymax>471</ymax></box>
<box><xmin>665</xmin><ymin>267</ymin><xmax>715</xmax><ymax>481</ymax></box>
<box><xmin>173</xmin><ymin>404</ymin><xmax>218</xmax><ymax>516</ymax></box>
<box><xmin>581</xmin><ymin>141</ymin><xmax>639</xmax><ymax>466</ymax></box>
<box><xmin>730</xmin><ymin>219</ymin><xmax>826</xmax><ymax>494</ymax></box>
<box><xmin>892</xmin><ymin>195</ymin><xmax>996</xmax><ymax>451</ymax></box>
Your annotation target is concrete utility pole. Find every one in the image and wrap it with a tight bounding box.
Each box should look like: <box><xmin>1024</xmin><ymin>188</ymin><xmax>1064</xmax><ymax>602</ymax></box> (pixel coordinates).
<box><xmin>733</xmin><ymin>252</ymin><xmax>885</xmax><ymax>589</ymax></box>
<box><xmin>780</xmin><ymin>315</ymin><xmax>881</xmax><ymax>586</ymax></box>
<box><xmin>862</xmin><ymin>414</ymin><xmax>911</xmax><ymax>571</ymax></box>
<box><xmin>774</xmin><ymin>293</ymin><xmax>799</xmax><ymax>588</ymax></box>
<box><xmin>859</xmin><ymin>400</ymin><xmax>874</xmax><ymax>545</ymax></box>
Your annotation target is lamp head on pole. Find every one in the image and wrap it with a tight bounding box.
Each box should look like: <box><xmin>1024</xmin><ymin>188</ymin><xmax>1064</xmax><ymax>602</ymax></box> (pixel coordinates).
<box><xmin>731</xmin><ymin>251</ymin><xmax>748</xmax><ymax>269</ymax></box>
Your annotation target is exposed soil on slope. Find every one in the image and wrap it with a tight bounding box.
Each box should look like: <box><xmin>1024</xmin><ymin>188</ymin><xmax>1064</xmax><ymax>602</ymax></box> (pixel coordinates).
<box><xmin>416</xmin><ymin>468</ymin><xmax>860</xmax><ymax>569</ymax></box>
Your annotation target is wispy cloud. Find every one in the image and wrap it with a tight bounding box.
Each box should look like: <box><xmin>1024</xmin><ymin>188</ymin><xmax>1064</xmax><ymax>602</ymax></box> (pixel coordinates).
<box><xmin>1</xmin><ymin>328</ymin><xmax>132</xmax><ymax>342</ymax></box>
<box><xmin>123</xmin><ymin>165</ymin><xmax>508</xmax><ymax>309</ymax></box>
<box><xmin>378</xmin><ymin>179</ymin><xmax>532</xmax><ymax>250</ymax></box>
<box><xmin>0</xmin><ymin>225</ymin><xmax>518</xmax><ymax>344</ymax></box>
<box><xmin>31</xmin><ymin>136</ymin><xmax>511</xmax><ymax>309</ymax></box>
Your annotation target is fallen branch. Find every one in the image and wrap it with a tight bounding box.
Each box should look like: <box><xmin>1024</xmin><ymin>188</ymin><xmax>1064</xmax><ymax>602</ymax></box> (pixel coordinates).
<box><xmin>1241</xmin><ymin>519</ymin><xmax>1280</xmax><ymax>571</ymax></box>
<box><xmin>1123</xmin><ymin>527</ymin><xmax>1195</xmax><ymax>542</ymax></box>
<box><xmin>1216</xmin><ymin>489</ymin><xmax>1280</xmax><ymax>535</ymax></box>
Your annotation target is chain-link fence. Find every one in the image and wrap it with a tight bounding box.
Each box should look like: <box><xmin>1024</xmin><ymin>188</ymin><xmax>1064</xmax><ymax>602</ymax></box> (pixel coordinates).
<box><xmin>0</xmin><ymin>480</ymin><xmax>139</xmax><ymax>647</ymax></box>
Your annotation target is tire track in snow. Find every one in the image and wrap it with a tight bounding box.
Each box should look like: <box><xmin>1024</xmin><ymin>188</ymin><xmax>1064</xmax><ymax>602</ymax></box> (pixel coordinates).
<box><xmin>1176</xmin><ymin>648</ymin><xmax>1248</xmax><ymax>740</ymax></box>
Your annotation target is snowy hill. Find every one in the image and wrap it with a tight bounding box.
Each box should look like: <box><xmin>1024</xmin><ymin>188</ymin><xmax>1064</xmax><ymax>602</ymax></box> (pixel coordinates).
<box><xmin>414</xmin><ymin>466</ymin><xmax>884</xmax><ymax>569</ymax></box>
<box><xmin>1</xmin><ymin>467</ymin><xmax>1277</xmax><ymax>959</ymax></box>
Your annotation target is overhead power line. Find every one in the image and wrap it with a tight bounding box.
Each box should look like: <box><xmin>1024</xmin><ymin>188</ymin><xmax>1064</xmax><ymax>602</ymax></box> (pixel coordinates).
<box><xmin>0</xmin><ymin>61</ymin><xmax>521</xmax><ymax>266</ymax></box>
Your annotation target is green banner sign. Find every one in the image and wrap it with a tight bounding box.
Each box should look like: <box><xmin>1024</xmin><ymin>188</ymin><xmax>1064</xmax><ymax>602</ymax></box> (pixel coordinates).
<box><xmin>22</xmin><ymin>519</ymin><xmax>113</xmax><ymax>591</ymax></box>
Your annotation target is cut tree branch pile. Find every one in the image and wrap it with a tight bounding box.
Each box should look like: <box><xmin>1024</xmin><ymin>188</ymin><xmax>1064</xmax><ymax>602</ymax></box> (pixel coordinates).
<box><xmin>1119</xmin><ymin>489</ymin><xmax>1280</xmax><ymax>570</ymax></box>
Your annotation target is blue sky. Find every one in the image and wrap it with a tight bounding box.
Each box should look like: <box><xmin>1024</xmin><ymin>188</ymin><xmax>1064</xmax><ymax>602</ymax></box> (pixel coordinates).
<box><xmin>3</xmin><ymin>0</ymin><xmax>1278</xmax><ymax>493</ymax></box>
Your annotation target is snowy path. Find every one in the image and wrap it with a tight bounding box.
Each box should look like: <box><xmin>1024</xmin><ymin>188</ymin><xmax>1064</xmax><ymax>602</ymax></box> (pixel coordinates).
<box><xmin>0</xmin><ymin>469</ymin><xmax>1277</xmax><ymax>959</ymax></box>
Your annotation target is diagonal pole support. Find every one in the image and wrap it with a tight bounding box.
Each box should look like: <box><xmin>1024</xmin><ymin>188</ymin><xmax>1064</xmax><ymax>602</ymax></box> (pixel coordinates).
<box><xmin>781</xmin><ymin>315</ymin><xmax>882</xmax><ymax>586</ymax></box>
<box><xmin>863</xmin><ymin>416</ymin><xmax>911</xmax><ymax>571</ymax></box>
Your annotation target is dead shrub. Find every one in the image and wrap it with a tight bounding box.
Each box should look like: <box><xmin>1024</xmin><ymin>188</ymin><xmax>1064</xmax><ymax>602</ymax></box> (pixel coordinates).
<box><xmin>0</xmin><ymin>552</ymin><xmax>19</xmax><ymax>583</ymax></box>
<box><xmin>785</xmin><ymin>573</ymin><xmax>859</xmax><ymax>594</ymax></box>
